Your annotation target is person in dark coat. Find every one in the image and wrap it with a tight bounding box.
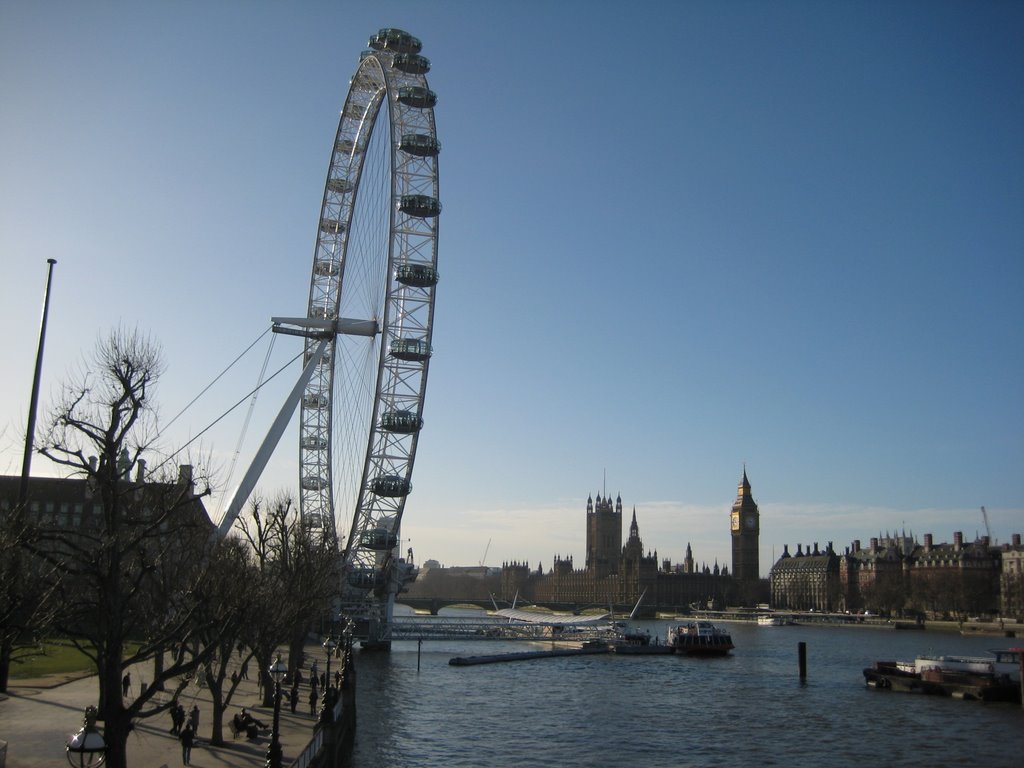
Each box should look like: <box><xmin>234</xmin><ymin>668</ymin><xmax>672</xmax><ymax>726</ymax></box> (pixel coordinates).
<box><xmin>180</xmin><ymin>724</ymin><xmax>194</xmax><ymax>765</ymax></box>
<box><xmin>169</xmin><ymin>702</ymin><xmax>182</xmax><ymax>735</ymax></box>
<box><xmin>122</xmin><ymin>672</ymin><xmax>131</xmax><ymax>698</ymax></box>
<box><xmin>309</xmin><ymin>686</ymin><xmax>318</xmax><ymax>715</ymax></box>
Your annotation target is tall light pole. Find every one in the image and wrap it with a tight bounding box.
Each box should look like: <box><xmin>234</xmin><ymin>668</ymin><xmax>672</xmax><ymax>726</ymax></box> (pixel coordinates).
<box><xmin>266</xmin><ymin>655</ymin><xmax>287</xmax><ymax>768</ymax></box>
<box><xmin>320</xmin><ymin>635</ymin><xmax>337</xmax><ymax>723</ymax></box>
<box><xmin>19</xmin><ymin>258</ymin><xmax>57</xmax><ymax>508</ymax></box>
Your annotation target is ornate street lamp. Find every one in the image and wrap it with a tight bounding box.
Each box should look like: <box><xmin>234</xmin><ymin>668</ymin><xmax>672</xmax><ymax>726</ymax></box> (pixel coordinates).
<box><xmin>266</xmin><ymin>654</ymin><xmax>287</xmax><ymax>768</ymax></box>
<box><xmin>320</xmin><ymin>635</ymin><xmax>337</xmax><ymax>723</ymax></box>
<box><xmin>66</xmin><ymin>706</ymin><xmax>106</xmax><ymax>768</ymax></box>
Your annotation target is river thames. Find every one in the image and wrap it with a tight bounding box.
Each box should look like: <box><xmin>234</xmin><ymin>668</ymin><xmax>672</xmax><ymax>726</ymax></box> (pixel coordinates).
<box><xmin>346</xmin><ymin>608</ymin><xmax>1023</xmax><ymax>767</ymax></box>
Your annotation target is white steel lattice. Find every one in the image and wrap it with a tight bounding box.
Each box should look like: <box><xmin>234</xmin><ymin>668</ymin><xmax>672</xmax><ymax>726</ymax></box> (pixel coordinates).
<box><xmin>298</xmin><ymin>31</ymin><xmax>439</xmax><ymax>620</ymax></box>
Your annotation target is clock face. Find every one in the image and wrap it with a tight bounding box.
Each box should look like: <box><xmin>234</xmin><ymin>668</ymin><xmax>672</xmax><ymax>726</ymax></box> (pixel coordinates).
<box><xmin>731</xmin><ymin>512</ymin><xmax>740</xmax><ymax>531</ymax></box>
<box><xmin>745</xmin><ymin>515</ymin><xmax>756</xmax><ymax>530</ymax></box>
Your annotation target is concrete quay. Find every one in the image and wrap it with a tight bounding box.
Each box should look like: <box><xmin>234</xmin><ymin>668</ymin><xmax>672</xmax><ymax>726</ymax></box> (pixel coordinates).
<box><xmin>0</xmin><ymin>647</ymin><xmax>338</xmax><ymax>768</ymax></box>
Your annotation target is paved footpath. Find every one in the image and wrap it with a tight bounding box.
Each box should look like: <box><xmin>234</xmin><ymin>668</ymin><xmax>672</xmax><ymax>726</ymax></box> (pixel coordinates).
<box><xmin>0</xmin><ymin>648</ymin><xmax>330</xmax><ymax>768</ymax></box>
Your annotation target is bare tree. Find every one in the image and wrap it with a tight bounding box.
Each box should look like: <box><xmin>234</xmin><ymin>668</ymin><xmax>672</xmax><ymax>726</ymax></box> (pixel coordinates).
<box><xmin>0</xmin><ymin>501</ymin><xmax>59</xmax><ymax>691</ymax></box>
<box><xmin>196</xmin><ymin>537</ymin><xmax>258</xmax><ymax>745</ymax></box>
<box><xmin>236</xmin><ymin>493</ymin><xmax>339</xmax><ymax>706</ymax></box>
<box><xmin>30</xmin><ymin>329</ymin><xmax>233</xmax><ymax>768</ymax></box>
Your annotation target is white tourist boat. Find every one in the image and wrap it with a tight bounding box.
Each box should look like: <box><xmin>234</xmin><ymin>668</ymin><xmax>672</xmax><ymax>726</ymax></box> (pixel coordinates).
<box><xmin>757</xmin><ymin>614</ymin><xmax>784</xmax><ymax>627</ymax></box>
<box><xmin>913</xmin><ymin>648</ymin><xmax>1022</xmax><ymax>682</ymax></box>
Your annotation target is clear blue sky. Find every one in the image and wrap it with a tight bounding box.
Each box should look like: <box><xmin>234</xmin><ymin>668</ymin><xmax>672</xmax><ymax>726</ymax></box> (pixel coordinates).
<box><xmin>2</xmin><ymin>1</ymin><xmax>1022</xmax><ymax>576</ymax></box>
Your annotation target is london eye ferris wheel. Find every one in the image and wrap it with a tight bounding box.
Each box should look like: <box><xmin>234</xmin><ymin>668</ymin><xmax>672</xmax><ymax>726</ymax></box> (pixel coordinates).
<box><xmin>286</xmin><ymin>28</ymin><xmax>440</xmax><ymax>625</ymax></box>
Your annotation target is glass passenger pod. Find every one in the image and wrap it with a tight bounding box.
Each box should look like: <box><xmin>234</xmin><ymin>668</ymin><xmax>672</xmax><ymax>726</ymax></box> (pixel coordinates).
<box><xmin>319</xmin><ymin>217</ymin><xmax>346</xmax><ymax>234</ymax></box>
<box><xmin>301</xmin><ymin>475</ymin><xmax>325</xmax><ymax>491</ymax></box>
<box><xmin>303</xmin><ymin>393</ymin><xmax>329</xmax><ymax>409</ymax></box>
<box><xmin>399</xmin><ymin>194</ymin><xmax>441</xmax><ymax>218</ymax></box>
<box><xmin>370</xmin><ymin>474</ymin><xmax>411</xmax><ymax>497</ymax></box>
<box><xmin>314</xmin><ymin>259</ymin><xmax>340</xmax><ymax>276</ymax></box>
<box><xmin>326</xmin><ymin>178</ymin><xmax>354</xmax><ymax>194</ymax></box>
<box><xmin>389</xmin><ymin>337</ymin><xmax>432</xmax><ymax>362</ymax></box>
<box><xmin>301</xmin><ymin>435</ymin><xmax>328</xmax><ymax>450</ymax></box>
<box><xmin>395</xmin><ymin>262</ymin><xmax>439</xmax><ymax>287</ymax></box>
<box><xmin>380</xmin><ymin>410</ymin><xmax>423</xmax><ymax>434</ymax></box>
<box><xmin>392</xmin><ymin>53</ymin><xmax>430</xmax><ymax>75</ymax></box>
<box><xmin>368</xmin><ymin>28</ymin><xmax>422</xmax><ymax>55</ymax></box>
<box><xmin>399</xmin><ymin>133</ymin><xmax>441</xmax><ymax>157</ymax></box>
<box><xmin>334</xmin><ymin>138</ymin><xmax>361</xmax><ymax>155</ymax></box>
<box><xmin>347</xmin><ymin>567</ymin><xmax>386</xmax><ymax>590</ymax></box>
<box><xmin>304</xmin><ymin>347</ymin><xmax>332</xmax><ymax>366</ymax></box>
<box><xmin>309</xmin><ymin>304</ymin><xmax>335</xmax><ymax>320</ymax></box>
<box><xmin>397</xmin><ymin>86</ymin><xmax>437</xmax><ymax>109</ymax></box>
<box><xmin>360</xmin><ymin>527</ymin><xmax>398</xmax><ymax>551</ymax></box>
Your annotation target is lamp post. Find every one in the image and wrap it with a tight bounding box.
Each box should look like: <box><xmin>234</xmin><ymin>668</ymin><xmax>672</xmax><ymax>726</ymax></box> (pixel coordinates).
<box><xmin>266</xmin><ymin>655</ymin><xmax>287</xmax><ymax>768</ymax></box>
<box><xmin>66</xmin><ymin>706</ymin><xmax>106</xmax><ymax>768</ymax></box>
<box><xmin>320</xmin><ymin>635</ymin><xmax>337</xmax><ymax>723</ymax></box>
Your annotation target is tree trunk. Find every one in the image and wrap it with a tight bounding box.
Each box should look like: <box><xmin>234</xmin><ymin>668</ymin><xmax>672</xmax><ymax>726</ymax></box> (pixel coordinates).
<box><xmin>152</xmin><ymin>647</ymin><xmax>165</xmax><ymax>690</ymax></box>
<box><xmin>101</xmin><ymin>661</ymin><xmax>130</xmax><ymax>768</ymax></box>
<box><xmin>205</xmin><ymin>664</ymin><xmax>227</xmax><ymax>746</ymax></box>
<box><xmin>0</xmin><ymin>636</ymin><xmax>11</xmax><ymax>693</ymax></box>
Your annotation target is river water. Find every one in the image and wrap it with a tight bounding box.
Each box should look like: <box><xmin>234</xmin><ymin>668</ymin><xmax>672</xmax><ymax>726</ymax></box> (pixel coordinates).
<box><xmin>347</xmin><ymin>608</ymin><xmax>1023</xmax><ymax>767</ymax></box>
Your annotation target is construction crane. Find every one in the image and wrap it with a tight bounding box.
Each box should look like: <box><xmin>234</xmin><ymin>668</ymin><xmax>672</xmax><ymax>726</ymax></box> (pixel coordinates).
<box><xmin>981</xmin><ymin>506</ymin><xmax>992</xmax><ymax>544</ymax></box>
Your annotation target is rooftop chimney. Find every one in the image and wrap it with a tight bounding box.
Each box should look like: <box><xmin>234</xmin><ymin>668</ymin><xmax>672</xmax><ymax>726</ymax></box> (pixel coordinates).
<box><xmin>178</xmin><ymin>464</ymin><xmax>194</xmax><ymax>491</ymax></box>
<box><xmin>924</xmin><ymin>533</ymin><xmax>932</xmax><ymax>552</ymax></box>
<box><xmin>953</xmin><ymin>531</ymin><xmax>963</xmax><ymax>551</ymax></box>
<box><xmin>1013</xmin><ymin>533</ymin><xmax>1022</xmax><ymax>548</ymax></box>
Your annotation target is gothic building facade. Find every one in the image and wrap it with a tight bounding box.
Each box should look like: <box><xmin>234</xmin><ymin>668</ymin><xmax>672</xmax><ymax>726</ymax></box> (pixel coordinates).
<box><xmin>520</xmin><ymin>490</ymin><xmax>739</xmax><ymax>612</ymax></box>
<box><xmin>415</xmin><ymin>472</ymin><xmax>766</xmax><ymax>612</ymax></box>
<box><xmin>730</xmin><ymin>468</ymin><xmax>760</xmax><ymax>582</ymax></box>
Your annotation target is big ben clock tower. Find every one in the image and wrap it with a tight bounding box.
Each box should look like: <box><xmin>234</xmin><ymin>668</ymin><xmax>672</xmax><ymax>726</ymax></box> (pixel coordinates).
<box><xmin>730</xmin><ymin>467</ymin><xmax>760</xmax><ymax>582</ymax></box>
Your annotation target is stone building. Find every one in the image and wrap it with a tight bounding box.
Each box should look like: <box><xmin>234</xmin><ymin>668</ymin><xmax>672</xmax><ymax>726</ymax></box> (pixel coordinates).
<box><xmin>771</xmin><ymin>529</ymin><xmax>1020</xmax><ymax>619</ymax></box>
<box><xmin>1</xmin><ymin>460</ymin><xmax>214</xmax><ymax>541</ymax></box>
<box><xmin>528</xmin><ymin>493</ymin><xmax>735</xmax><ymax>612</ymax></box>
<box><xmin>1001</xmin><ymin>535</ymin><xmax>1024</xmax><ymax>619</ymax></box>
<box><xmin>586</xmin><ymin>493</ymin><xmax>622</xmax><ymax>578</ymax></box>
<box><xmin>769</xmin><ymin>542</ymin><xmax>840</xmax><ymax>611</ymax></box>
<box><xmin>730</xmin><ymin>468</ymin><xmax>760</xmax><ymax>582</ymax></box>
<box><xmin>410</xmin><ymin>474</ymin><xmax>765</xmax><ymax>612</ymax></box>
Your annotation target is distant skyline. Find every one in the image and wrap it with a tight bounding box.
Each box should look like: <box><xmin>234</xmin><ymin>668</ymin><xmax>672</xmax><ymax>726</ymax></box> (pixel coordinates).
<box><xmin>2</xmin><ymin>1</ymin><xmax>1022</xmax><ymax>576</ymax></box>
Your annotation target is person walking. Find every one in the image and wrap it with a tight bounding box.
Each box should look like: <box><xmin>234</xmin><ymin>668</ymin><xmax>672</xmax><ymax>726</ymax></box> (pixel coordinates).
<box><xmin>309</xmin><ymin>686</ymin><xmax>318</xmax><ymax>716</ymax></box>
<box><xmin>180</xmin><ymin>723</ymin><xmax>194</xmax><ymax>765</ymax></box>
<box><xmin>189</xmin><ymin>704</ymin><xmax>200</xmax><ymax>734</ymax></box>
<box><xmin>122</xmin><ymin>672</ymin><xmax>131</xmax><ymax>698</ymax></box>
<box><xmin>169</xmin><ymin>702</ymin><xmax>181</xmax><ymax>736</ymax></box>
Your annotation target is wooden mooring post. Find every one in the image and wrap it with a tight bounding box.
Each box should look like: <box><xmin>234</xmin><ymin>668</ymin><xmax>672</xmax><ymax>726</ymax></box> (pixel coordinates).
<box><xmin>798</xmin><ymin>641</ymin><xmax>807</xmax><ymax>681</ymax></box>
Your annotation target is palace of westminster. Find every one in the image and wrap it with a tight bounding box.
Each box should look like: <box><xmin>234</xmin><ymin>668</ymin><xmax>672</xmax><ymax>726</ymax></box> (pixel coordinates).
<box><xmin>411</xmin><ymin>469</ymin><xmax>1024</xmax><ymax>620</ymax></box>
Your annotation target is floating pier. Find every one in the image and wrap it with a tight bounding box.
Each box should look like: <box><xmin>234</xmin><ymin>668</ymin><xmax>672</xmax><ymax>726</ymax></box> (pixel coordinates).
<box><xmin>449</xmin><ymin>646</ymin><xmax>610</xmax><ymax>666</ymax></box>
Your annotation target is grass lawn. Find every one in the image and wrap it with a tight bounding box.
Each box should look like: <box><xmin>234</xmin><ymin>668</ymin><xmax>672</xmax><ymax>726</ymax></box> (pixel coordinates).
<box><xmin>10</xmin><ymin>640</ymin><xmax>94</xmax><ymax>679</ymax></box>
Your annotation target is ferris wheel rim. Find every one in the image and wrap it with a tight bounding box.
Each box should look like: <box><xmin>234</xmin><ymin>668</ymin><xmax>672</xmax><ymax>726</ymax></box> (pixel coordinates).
<box><xmin>297</xmin><ymin>31</ymin><xmax>439</xmax><ymax>596</ymax></box>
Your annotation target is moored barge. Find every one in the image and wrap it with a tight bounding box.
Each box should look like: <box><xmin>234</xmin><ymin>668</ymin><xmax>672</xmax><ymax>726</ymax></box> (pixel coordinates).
<box><xmin>864</xmin><ymin>648</ymin><xmax>1022</xmax><ymax>702</ymax></box>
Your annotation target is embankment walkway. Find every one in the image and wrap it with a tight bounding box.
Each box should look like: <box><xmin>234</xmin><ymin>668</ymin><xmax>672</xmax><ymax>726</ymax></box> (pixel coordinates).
<box><xmin>0</xmin><ymin>646</ymin><xmax>332</xmax><ymax>768</ymax></box>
